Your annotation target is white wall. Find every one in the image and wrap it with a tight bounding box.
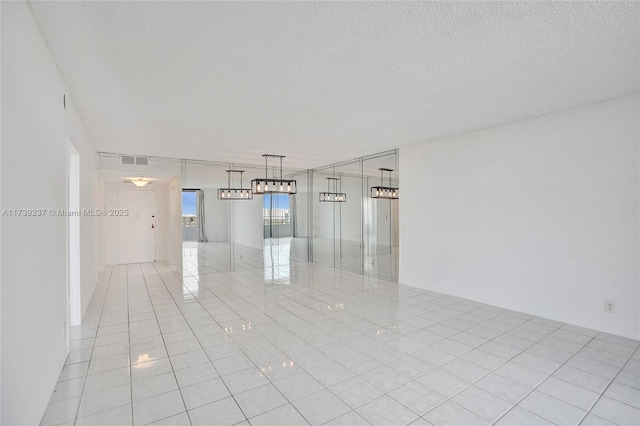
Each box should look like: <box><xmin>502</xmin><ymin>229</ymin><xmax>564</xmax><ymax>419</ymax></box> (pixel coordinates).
<box><xmin>376</xmin><ymin>199</ymin><xmax>392</xmax><ymax>247</ymax></box>
<box><xmin>340</xmin><ymin>178</ymin><xmax>363</xmax><ymax>242</ymax></box>
<box><xmin>0</xmin><ymin>3</ymin><xmax>3</xmax><ymax>418</ymax></box>
<box><xmin>374</xmin><ymin>198</ymin><xmax>399</xmax><ymax>249</ymax></box>
<box><xmin>203</xmin><ymin>188</ymin><xmax>229</xmax><ymax>242</ymax></box>
<box><xmin>313</xmin><ymin>177</ymin><xmax>363</xmax><ymax>242</ymax></box>
<box><xmin>313</xmin><ymin>177</ymin><xmax>335</xmax><ymax>240</ymax></box>
<box><xmin>400</xmin><ymin>95</ymin><xmax>639</xmax><ymax>339</ymax></box>
<box><xmin>292</xmin><ymin>174</ymin><xmax>310</xmax><ymax>238</ymax></box>
<box><xmin>156</xmin><ymin>184</ymin><xmax>170</xmax><ymax>262</ymax></box>
<box><xmin>375</xmin><ymin>199</ymin><xmax>399</xmax><ymax>247</ymax></box>
<box><xmin>168</xmin><ymin>177</ymin><xmax>182</xmax><ymax>271</ymax></box>
<box><xmin>231</xmin><ymin>198</ymin><xmax>263</xmax><ymax>249</ymax></box>
<box><xmin>392</xmin><ymin>200</ymin><xmax>399</xmax><ymax>248</ymax></box>
<box><xmin>96</xmin><ymin>178</ymin><xmax>106</xmax><ymax>273</ymax></box>
<box><xmin>1</xmin><ymin>2</ymin><xmax>97</xmax><ymax>424</ymax></box>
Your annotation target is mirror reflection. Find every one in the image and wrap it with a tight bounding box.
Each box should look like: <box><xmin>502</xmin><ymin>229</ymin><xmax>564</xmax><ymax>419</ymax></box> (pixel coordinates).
<box><xmin>177</xmin><ymin>150</ymin><xmax>398</xmax><ymax>287</ymax></box>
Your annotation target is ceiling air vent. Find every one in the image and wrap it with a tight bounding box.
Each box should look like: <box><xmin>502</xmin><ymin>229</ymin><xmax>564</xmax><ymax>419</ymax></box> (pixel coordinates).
<box><xmin>121</xmin><ymin>155</ymin><xmax>135</xmax><ymax>165</ymax></box>
<box><xmin>135</xmin><ymin>156</ymin><xmax>149</xmax><ymax>166</ymax></box>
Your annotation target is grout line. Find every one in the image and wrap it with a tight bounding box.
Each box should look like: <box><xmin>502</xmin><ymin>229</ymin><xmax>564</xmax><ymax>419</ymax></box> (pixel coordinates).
<box><xmin>187</xmin><ymin>244</ymin><xmax>513</xmax><ymax>423</ymax></box>
<box><xmin>490</xmin><ymin>332</ymin><xmax>600</xmax><ymax>425</ymax></box>
<box><xmin>177</xmin><ymin>247</ymin><xmax>486</xmax><ymax>424</ymax></box>
<box><xmin>48</xmin><ymin>243</ymin><xmax>640</xmax><ymax>426</ymax></box>
<box><xmin>125</xmin><ymin>264</ymin><xmax>135</xmax><ymax>426</ymax></box>
<box><xmin>405</xmin><ymin>318</ymin><xmax>560</xmax><ymax>423</ymax></box>
<box><xmin>179</xmin><ymin>244</ymin><xmax>640</xmax><ymax>426</ymax></box>
<box><xmin>70</xmin><ymin>266</ymin><xmax>114</xmax><ymax>426</ymax></box>
<box><xmin>179</xmin><ymin>253</ymin><xmax>363</xmax><ymax>423</ymax></box>
<box><xmin>128</xmin><ymin>263</ymin><xmax>189</xmax><ymax>425</ymax></box>
<box><xmin>576</xmin><ymin>345</ymin><xmax>640</xmax><ymax>425</ymax></box>
<box><xmin>152</xmin><ymin>260</ymin><xmax>315</xmax><ymax>425</ymax></box>
<box><xmin>151</xmin><ymin>261</ymin><xmax>255</xmax><ymax>424</ymax></box>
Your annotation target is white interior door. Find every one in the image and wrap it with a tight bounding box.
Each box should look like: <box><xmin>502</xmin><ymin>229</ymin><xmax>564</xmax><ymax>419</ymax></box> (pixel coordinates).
<box><xmin>118</xmin><ymin>189</ymin><xmax>156</xmax><ymax>264</ymax></box>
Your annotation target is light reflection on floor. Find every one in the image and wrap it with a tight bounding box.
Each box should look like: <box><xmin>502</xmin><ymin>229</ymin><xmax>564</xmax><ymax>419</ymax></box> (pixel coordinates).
<box><xmin>182</xmin><ymin>239</ymin><xmax>298</xmax><ymax>287</ymax></box>
<box><xmin>41</xmin><ymin>242</ymin><xmax>640</xmax><ymax>426</ymax></box>
<box><xmin>183</xmin><ymin>237</ymin><xmax>398</xmax><ymax>288</ymax></box>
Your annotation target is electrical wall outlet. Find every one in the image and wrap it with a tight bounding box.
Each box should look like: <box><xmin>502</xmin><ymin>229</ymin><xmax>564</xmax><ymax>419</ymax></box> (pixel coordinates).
<box><xmin>604</xmin><ymin>300</ymin><xmax>615</xmax><ymax>313</ymax></box>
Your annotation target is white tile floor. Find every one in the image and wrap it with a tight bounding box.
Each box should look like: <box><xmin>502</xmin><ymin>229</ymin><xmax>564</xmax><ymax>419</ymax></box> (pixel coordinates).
<box><xmin>42</xmin><ymin>242</ymin><xmax>640</xmax><ymax>426</ymax></box>
<box><xmin>310</xmin><ymin>237</ymin><xmax>399</xmax><ymax>283</ymax></box>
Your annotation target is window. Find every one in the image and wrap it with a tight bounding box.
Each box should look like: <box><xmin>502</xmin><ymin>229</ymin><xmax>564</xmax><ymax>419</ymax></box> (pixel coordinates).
<box><xmin>263</xmin><ymin>194</ymin><xmax>290</xmax><ymax>225</ymax></box>
<box><xmin>182</xmin><ymin>190</ymin><xmax>197</xmax><ymax>228</ymax></box>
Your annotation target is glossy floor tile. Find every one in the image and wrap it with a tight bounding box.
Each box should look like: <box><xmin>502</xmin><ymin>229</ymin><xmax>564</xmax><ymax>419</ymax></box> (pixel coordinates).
<box><xmin>42</xmin><ymin>242</ymin><xmax>639</xmax><ymax>425</ymax></box>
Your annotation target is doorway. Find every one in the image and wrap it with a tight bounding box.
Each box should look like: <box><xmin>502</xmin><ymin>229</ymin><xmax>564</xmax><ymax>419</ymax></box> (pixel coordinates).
<box><xmin>67</xmin><ymin>140</ymin><xmax>81</xmax><ymax>329</ymax></box>
<box><xmin>117</xmin><ymin>189</ymin><xmax>156</xmax><ymax>263</ymax></box>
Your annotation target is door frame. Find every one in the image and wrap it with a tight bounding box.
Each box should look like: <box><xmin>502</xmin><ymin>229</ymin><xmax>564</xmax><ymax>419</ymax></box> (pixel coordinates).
<box><xmin>67</xmin><ymin>137</ymin><xmax>81</xmax><ymax>333</ymax></box>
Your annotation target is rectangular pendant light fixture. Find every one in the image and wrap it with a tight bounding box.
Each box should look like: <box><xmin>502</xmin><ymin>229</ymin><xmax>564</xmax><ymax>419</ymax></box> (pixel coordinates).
<box><xmin>319</xmin><ymin>177</ymin><xmax>346</xmax><ymax>202</ymax></box>
<box><xmin>370</xmin><ymin>168</ymin><xmax>399</xmax><ymax>199</ymax></box>
<box><xmin>218</xmin><ymin>170</ymin><xmax>253</xmax><ymax>200</ymax></box>
<box><xmin>251</xmin><ymin>154</ymin><xmax>297</xmax><ymax>195</ymax></box>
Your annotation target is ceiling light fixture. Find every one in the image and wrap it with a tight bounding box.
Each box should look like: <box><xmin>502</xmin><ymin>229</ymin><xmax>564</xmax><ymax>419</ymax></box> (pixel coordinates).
<box><xmin>251</xmin><ymin>154</ymin><xmax>297</xmax><ymax>195</ymax></box>
<box><xmin>370</xmin><ymin>168</ymin><xmax>399</xmax><ymax>199</ymax></box>
<box><xmin>125</xmin><ymin>177</ymin><xmax>153</xmax><ymax>188</ymax></box>
<box><xmin>320</xmin><ymin>177</ymin><xmax>346</xmax><ymax>202</ymax></box>
<box><xmin>218</xmin><ymin>170</ymin><xmax>253</xmax><ymax>200</ymax></box>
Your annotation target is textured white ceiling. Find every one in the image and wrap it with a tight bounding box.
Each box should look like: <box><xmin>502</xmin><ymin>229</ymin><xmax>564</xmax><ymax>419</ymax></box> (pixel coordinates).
<box><xmin>28</xmin><ymin>1</ymin><xmax>639</xmax><ymax>169</ymax></box>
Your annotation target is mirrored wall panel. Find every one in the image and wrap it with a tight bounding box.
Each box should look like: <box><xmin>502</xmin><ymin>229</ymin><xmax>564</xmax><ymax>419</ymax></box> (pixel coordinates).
<box><xmin>97</xmin><ymin>149</ymin><xmax>397</xmax><ymax>285</ymax></box>
<box><xmin>310</xmin><ymin>150</ymin><xmax>399</xmax><ymax>282</ymax></box>
<box><xmin>362</xmin><ymin>152</ymin><xmax>399</xmax><ymax>282</ymax></box>
<box><xmin>289</xmin><ymin>170</ymin><xmax>311</xmax><ymax>264</ymax></box>
<box><xmin>181</xmin><ymin>159</ymin><xmax>309</xmax><ymax>284</ymax></box>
